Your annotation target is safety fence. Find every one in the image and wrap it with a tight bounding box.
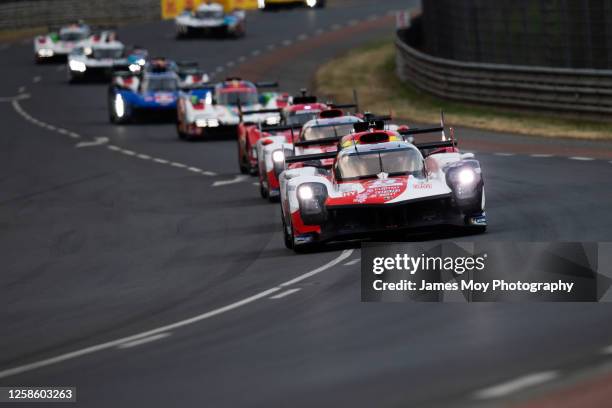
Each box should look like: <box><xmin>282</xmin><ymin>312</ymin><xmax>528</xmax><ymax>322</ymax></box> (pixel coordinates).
<box><xmin>0</xmin><ymin>0</ymin><xmax>160</xmax><ymax>31</ymax></box>
<box><xmin>396</xmin><ymin>28</ymin><xmax>612</xmax><ymax>115</ymax></box>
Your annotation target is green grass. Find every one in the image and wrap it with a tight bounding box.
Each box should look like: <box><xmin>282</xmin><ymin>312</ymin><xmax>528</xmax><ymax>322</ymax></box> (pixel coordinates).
<box><xmin>315</xmin><ymin>41</ymin><xmax>612</xmax><ymax>140</ymax></box>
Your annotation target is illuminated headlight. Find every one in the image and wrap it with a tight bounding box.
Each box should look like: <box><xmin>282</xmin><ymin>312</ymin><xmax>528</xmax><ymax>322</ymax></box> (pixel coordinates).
<box><xmin>136</xmin><ymin>58</ymin><xmax>146</xmax><ymax>66</ymax></box>
<box><xmin>84</xmin><ymin>47</ymin><xmax>93</xmax><ymax>56</ymax></box>
<box><xmin>265</xmin><ymin>116</ymin><xmax>280</xmax><ymax>126</ymax></box>
<box><xmin>257</xmin><ymin>0</ymin><xmax>265</xmax><ymax>8</ymax></box>
<box><xmin>69</xmin><ymin>60</ymin><xmax>87</xmax><ymax>72</ymax></box>
<box><xmin>37</xmin><ymin>49</ymin><xmax>54</xmax><ymax>57</ymax></box>
<box><xmin>128</xmin><ymin>64</ymin><xmax>141</xmax><ymax>73</ymax></box>
<box><xmin>114</xmin><ymin>94</ymin><xmax>125</xmax><ymax>118</ymax></box>
<box><xmin>298</xmin><ymin>185</ymin><xmax>314</xmax><ymax>200</ymax></box>
<box><xmin>272</xmin><ymin>149</ymin><xmax>284</xmax><ymax>163</ymax></box>
<box><xmin>196</xmin><ymin>119</ymin><xmax>220</xmax><ymax>127</ymax></box>
<box><xmin>458</xmin><ymin>168</ymin><xmax>475</xmax><ymax>185</ymax></box>
<box><xmin>306</xmin><ymin>0</ymin><xmax>317</xmax><ymax>7</ymax></box>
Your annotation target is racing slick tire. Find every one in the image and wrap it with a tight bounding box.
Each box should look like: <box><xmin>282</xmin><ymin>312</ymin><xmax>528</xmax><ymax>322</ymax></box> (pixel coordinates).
<box><xmin>176</xmin><ymin>124</ymin><xmax>190</xmax><ymax>141</ymax></box>
<box><xmin>176</xmin><ymin>25</ymin><xmax>190</xmax><ymax>39</ymax></box>
<box><xmin>259</xmin><ymin>179</ymin><xmax>269</xmax><ymax>199</ymax></box>
<box><xmin>282</xmin><ymin>213</ymin><xmax>293</xmax><ymax>249</ymax></box>
<box><xmin>238</xmin><ymin>143</ymin><xmax>250</xmax><ymax>174</ymax></box>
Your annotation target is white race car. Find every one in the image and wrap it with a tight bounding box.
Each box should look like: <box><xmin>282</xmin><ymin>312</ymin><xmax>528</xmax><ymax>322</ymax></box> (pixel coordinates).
<box><xmin>34</xmin><ymin>22</ymin><xmax>91</xmax><ymax>63</ymax></box>
<box><xmin>176</xmin><ymin>78</ymin><xmax>281</xmax><ymax>140</ymax></box>
<box><xmin>67</xmin><ymin>32</ymin><xmax>143</xmax><ymax>82</ymax></box>
<box><xmin>175</xmin><ymin>3</ymin><xmax>246</xmax><ymax>38</ymax></box>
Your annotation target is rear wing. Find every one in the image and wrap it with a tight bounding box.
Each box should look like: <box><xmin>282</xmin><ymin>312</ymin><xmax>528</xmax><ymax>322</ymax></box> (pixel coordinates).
<box><xmin>398</xmin><ymin>126</ymin><xmax>444</xmax><ymax>136</ymax></box>
<box><xmin>241</xmin><ymin>108</ymin><xmax>282</xmax><ymax>116</ymax></box>
<box><xmin>285</xmin><ymin>151</ymin><xmax>337</xmax><ymax>164</ymax></box>
<box><xmin>262</xmin><ymin>124</ymin><xmax>303</xmax><ymax>132</ymax></box>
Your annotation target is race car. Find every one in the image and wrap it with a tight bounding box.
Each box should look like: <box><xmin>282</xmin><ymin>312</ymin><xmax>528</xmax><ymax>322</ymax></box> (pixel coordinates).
<box><xmin>279</xmin><ymin>121</ymin><xmax>487</xmax><ymax>252</ymax></box>
<box><xmin>175</xmin><ymin>2</ymin><xmax>246</xmax><ymax>38</ymax></box>
<box><xmin>239</xmin><ymin>93</ymin><xmax>328</xmax><ymax>175</ymax></box>
<box><xmin>34</xmin><ymin>22</ymin><xmax>91</xmax><ymax>63</ymax></box>
<box><xmin>108</xmin><ymin>59</ymin><xmax>208</xmax><ymax>123</ymax></box>
<box><xmin>67</xmin><ymin>32</ymin><xmax>148</xmax><ymax>82</ymax></box>
<box><xmin>256</xmin><ymin>107</ymin><xmax>359</xmax><ymax>200</ymax></box>
<box><xmin>258</xmin><ymin>0</ymin><xmax>325</xmax><ymax>10</ymax></box>
<box><xmin>176</xmin><ymin>77</ymin><xmax>282</xmax><ymax>141</ymax></box>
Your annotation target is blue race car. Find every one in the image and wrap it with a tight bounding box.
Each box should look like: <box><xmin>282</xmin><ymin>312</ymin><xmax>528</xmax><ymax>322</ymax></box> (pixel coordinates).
<box><xmin>108</xmin><ymin>59</ymin><xmax>208</xmax><ymax>123</ymax></box>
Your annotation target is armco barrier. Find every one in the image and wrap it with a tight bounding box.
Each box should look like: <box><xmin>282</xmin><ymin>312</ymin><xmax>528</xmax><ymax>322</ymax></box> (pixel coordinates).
<box><xmin>0</xmin><ymin>0</ymin><xmax>160</xmax><ymax>32</ymax></box>
<box><xmin>396</xmin><ymin>31</ymin><xmax>612</xmax><ymax>115</ymax></box>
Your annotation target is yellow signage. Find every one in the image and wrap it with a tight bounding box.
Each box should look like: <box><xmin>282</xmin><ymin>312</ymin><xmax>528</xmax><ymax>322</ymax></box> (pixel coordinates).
<box><xmin>161</xmin><ymin>0</ymin><xmax>258</xmax><ymax>19</ymax></box>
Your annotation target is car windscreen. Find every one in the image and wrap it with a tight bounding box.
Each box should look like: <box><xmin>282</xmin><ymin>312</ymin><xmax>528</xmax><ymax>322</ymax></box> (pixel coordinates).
<box><xmin>303</xmin><ymin>123</ymin><xmax>356</xmax><ymax>141</ymax></box>
<box><xmin>59</xmin><ymin>32</ymin><xmax>86</xmax><ymax>41</ymax></box>
<box><xmin>92</xmin><ymin>48</ymin><xmax>124</xmax><ymax>59</ymax></box>
<box><xmin>144</xmin><ymin>77</ymin><xmax>178</xmax><ymax>92</ymax></box>
<box><xmin>217</xmin><ymin>90</ymin><xmax>258</xmax><ymax>106</ymax></box>
<box><xmin>337</xmin><ymin>148</ymin><xmax>423</xmax><ymax>180</ymax></box>
<box><xmin>195</xmin><ymin>10</ymin><xmax>224</xmax><ymax>19</ymax></box>
<box><xmin>285</xmin><ymin>111</ymin><xmax>321</xmax><ymax>126</ymax></box>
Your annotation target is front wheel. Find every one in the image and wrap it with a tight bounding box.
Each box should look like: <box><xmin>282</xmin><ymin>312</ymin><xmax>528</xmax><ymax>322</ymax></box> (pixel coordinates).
<box><xmin>282</xmin><ymin>214</ymin><xmax>293</xmax><ymax>249</ymax></box>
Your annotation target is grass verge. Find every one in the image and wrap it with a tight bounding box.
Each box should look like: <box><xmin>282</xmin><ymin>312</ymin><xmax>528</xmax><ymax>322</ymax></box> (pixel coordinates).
<box><xmin>315</xmin><ymin>41</ymin><xmax>612</xmax><ymax>140</ymax></box>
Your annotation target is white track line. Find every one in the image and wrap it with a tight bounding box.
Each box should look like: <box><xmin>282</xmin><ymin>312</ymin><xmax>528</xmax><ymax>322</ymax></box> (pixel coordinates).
<box><xmin>297</xmin><ymin>34</ymin><xmax>308</xmax><ymax>41</ymax></box>
<box><xmin>75</xmin><ymin>137</ymin><xmax>108</xmax><ymax>148</ymax></box>
<box><xmin>117</xmin><ymin>333</ymin><xmax>171</xmax><ymax>349</ymax></box>
<box><xmin>251</xmin><ymin>49</ymin><xmax>261</xmax><ymax>56</ymax></box>
<box><xmin>530</xmin><ymin>154</ymin><xmax>554</xmax><ymax>158</ymax></box>
<box><xmin>282</xmin><ymin>39</ymin><xmax>293</xmax><ymax>46</ymax></box>
<box><xmin>32</xmin><ymin>76</ymin><xmax>41</xmax><ymax>83</ymax></box>
<box><xmin>212</xmin><ymin>175</ymin><xmax>249</xmax><ymax>187</ymax></box>
<box><xmin>344</xmin><ymin>258</ymin><xmax>361</xmax><ymax>266</ymax></box>
<box><xmin>494</xmin><ymin>152</ymin><xmax>515</xmax><ymax>157</ymax></box>
<box><xmin>0</xmin><ymin>249</ymin><xmax>352</xmax><ymax>379</ymax></box>
<box><xmin>269</xmin><ymin>288</ymin><xmax>302</xmax><ymax>299</ymax></box>
<box><xmin>602</xmin><ymin>344</ymin><xmax>612</xmax><ymax>354</ymax></box>
<box><xmin>474</xmin><ymin>371</ymin><xmax>559</xmax><ymax>399</ymax></box>
<box><xmin>569</xmin><ymin>156</ymin><xmax>595</xmax><ymax>161</ymax></box>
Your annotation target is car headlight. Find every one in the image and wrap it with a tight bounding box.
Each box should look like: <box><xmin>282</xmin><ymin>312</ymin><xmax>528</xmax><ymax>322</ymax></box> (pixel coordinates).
<box><xmin>128</xmin><ymin>63</ymin><xmax>141</xmax><ymax>73</ymax></box>
<box><xmin>266</xmin><ymin>116</ymin><xmax>280</xmax><ymax>126</ymax></box>
<box><xmin>84</xmin><ymin>47</ymin><xmax>93</xmax><ymax>56</ymax></box>
<box><xmin>297</xmin><ymin>182</ymin><xmax>328</xmax><ymax>224</ymax></box>
<box><xmin>458</xmin><ymin>168</ymin><xmax>475</xmax><ymax>185</ymax></box>
<box><xmin>114</xmin><ymin>94</ymin><xmax>125</xmax><ymax>118</ymax></box>
<box><xmin>306</xmin><ymin>0</ymin><xmax>317</xmax><ymax>7</ymax></box>
<box><xmin>136</xmin><ymin>58</ymin><xmax>146</xmax><ymax>66</ymax></box>
<box><xmin>196</xmin><ymin>119</ymin><xmax>220</xmax><ymax>128</ymax></box>
<box><xmin>69</xmin><ymin>60</ymin><xmax>86</xmax><ymax>72</ymax></box>
<box><xmin>37</xmin><ymin>49</ymin><xmax>54</xmax><ymax>57</ymax></box>
<box><xmin>272</xmin><ymin>149</ymin><xmax>284</xmax><ymax>163</ymax></box>
<box><xmin>298</xmin><ymin>185</ymin><xmax>314</xmax><ymax>200</ymax></box>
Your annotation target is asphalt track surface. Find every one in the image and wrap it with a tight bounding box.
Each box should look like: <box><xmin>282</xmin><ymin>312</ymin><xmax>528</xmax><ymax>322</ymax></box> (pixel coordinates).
<box><xmin>1</xmin><ymin>1</ymin><xmax>612</xmax><ymax>407</ymax></box>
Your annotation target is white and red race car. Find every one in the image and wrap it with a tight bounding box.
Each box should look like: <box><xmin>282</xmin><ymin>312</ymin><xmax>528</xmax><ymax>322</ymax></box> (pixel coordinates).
<box><xmin>256</xmin><ymin>108</ymin><xmax>360</xmax><ymax>200</ymax></box>
<box><xmin>279</xmin><ymin>121</ymin><xmax>487</xmax><ymax>252</ymax></box>
<box><xmin>34</xmin><ymin>22</ymin><xmax>91</xmax><ymax>63</ymax></box>
<box><xmin>176</xmin><ymin>78</ymin><xmax>283</xmax><ymax>141</ymax></box>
